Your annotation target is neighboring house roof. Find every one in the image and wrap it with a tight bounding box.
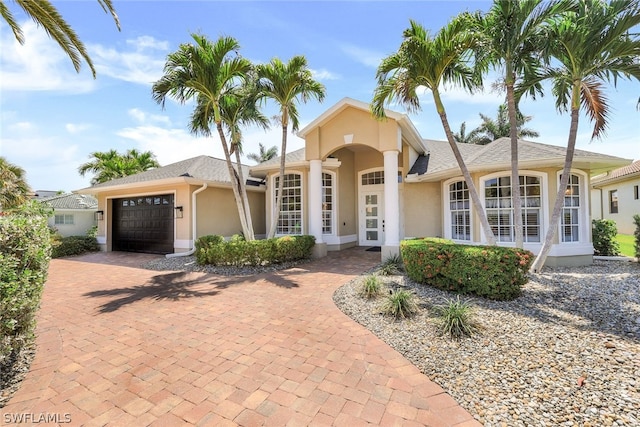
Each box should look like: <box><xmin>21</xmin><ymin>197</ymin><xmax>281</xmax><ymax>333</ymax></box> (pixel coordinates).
<box><xmin>592</xmin><ymin>160</ymin><xmax>640</xmax><ymax>187</ymax></box>
<box><xmin>76</xmin><ymin>156</ymin><xmax>264</xmax><ymax>194</ymax></box>
<box><xmin>408</xmin><ymin>137</ymin><xmax>631</xmax><ymax>182</ymax></box>
<box><xmin>41</xmin><ymin>193</ymin><xmax>98</xmax><ymax>210</ymax></box>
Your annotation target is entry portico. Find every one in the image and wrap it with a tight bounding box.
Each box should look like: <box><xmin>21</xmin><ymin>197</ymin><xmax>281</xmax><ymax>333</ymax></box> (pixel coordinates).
<box><xmin>251</xmin><ymin>97</ymin><xmax>429</xmax><ymax>260</ymax></box>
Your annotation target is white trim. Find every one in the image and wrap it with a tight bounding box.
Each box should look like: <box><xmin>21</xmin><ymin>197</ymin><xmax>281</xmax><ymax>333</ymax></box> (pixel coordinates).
<box><xmin>323</xmin><ymin>234</ymin><xmax>357</xmax><ymax>245</ymax></box>
<box><xmin>557</xmin><ymin>169</ymin><xmax>589</xmax><ymax>244</ymax></box>
<box><xmin>322</xmin><ymin>170</ymin><xmax>337</xmax><ymax>237</ymax></box>
<box><xmin>442</xmin><ymin>177</ymin><xmax>473</xmax><ymax>242</ymax></box>
<box><xmin>479</xmin><ymin>170</ymin><xmax>549</xmax><ymax>245</ymax></box>
<box><xmin>383</xmin><ymin>150</ymin><xmax>400</xmax><ymax>247</ymax></box>
<box><xmin>547</xmin><ymin>242</ymin><xmax>594</xmax><ymax>257</ymax></box>
<box><xmin>174</xmin><ymin>239</ymin><xmax>192</xmax><ymax>249</ymax></box>
<box><xmin>271</xmin><ymin>171</ymin><xmax>304</xmax><ymax>236</ymax></box>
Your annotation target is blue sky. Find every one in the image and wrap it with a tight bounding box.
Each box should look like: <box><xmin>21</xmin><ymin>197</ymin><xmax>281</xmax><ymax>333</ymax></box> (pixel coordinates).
<box><xmin>1</xmin><ymin>0</ymin><xmax>638</xmax><ymax>192</ymax></box>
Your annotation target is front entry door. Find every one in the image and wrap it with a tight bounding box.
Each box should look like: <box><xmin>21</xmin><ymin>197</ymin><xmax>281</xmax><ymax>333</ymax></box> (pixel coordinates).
<box><xmin>359</xmin><ymin>190</ymin><xmax>384</xmax><ymax>246</ymax></box>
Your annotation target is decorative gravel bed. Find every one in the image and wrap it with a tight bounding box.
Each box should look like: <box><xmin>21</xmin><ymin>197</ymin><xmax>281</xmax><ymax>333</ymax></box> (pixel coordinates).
<box><xmin>142</xmin><ymin>255</ymin><xmax>306</xmax><ymax>276</ymax></box>
<box><xmin>334</xmin><ymin>260</ymin><xmax>640</xmax><ymax>426</ymax></box>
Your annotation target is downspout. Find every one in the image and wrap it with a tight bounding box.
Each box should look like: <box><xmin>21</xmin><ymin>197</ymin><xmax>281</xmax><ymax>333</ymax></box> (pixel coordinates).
<box><xmin>165</xmin><ymin>183</ymin><xmax>208</xmax><ymax>258</ymax></box>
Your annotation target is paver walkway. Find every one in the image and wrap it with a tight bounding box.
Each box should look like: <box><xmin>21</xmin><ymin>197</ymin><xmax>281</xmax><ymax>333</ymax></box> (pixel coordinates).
<box><xmin>2</xmin><ymin>248</ymin><xmax>480</xmax><ymax>426</ymax></box>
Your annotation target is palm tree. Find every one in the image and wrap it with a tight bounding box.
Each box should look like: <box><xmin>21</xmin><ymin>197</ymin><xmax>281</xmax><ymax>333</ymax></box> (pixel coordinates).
<box><xmin>477</xmin><ymin>0</ymin><xmax>565</xmax><ymax>248</ymax></box>
<box><xmin>528</xmin><ymin>0</ymin><xmax>640</xmax><ymax>272</ymax></box>
<box><xmin>471</xmin><ymin>104</ymin><xmax>540</xmax><ymax>145</ymax></box>
<box><xmin>152</xmin><ymin>34</ymin><xmax>256</xmax><ymax>240</ymax></box>
<box><xmin>78</xmin><ymin>149</ymin><xmax>159</xmax><ymax>185</ymax></box>
<box><xmin>0</xmin><ymin>0</ymin><xmax>120</xmax><ymax>77</ymax></box>
<box><xmin>204</xmin><ymin>83</ymin><xmax>270</xmax><ymax>240</ymax></box>
<box><xmin>453</xmin><ymin>122</ymin><xmax>483</xmax><ymax>144</ymax></box>
<box><xmin>256</xmin><ymin>56</ymin><xmax>326</xmax><ymax>238</ymax></box>
<box><xmin>372</xmin><ymin>17</ymin><xmax>498</xmax><ymax>245</ymax></box>
<box><xmin>0</xmin><ymin>157</ymin><xmax>30</xmax><ymax>210</ymax></box>
<box><xmin>247</xmin><ymin>143</ymin><xmax>278</xmax><ymax>164</ymax></box>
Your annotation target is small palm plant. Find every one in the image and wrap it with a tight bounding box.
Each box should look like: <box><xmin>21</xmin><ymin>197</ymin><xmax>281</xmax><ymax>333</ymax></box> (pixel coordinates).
<box><xmin>377</xmin><ymin>254</ymin><xmax>403</xmax><ymax>276</ymax></box>
<box><xmin>358</xmin><ymin>275</ymin><xmax>383</xmax><ymax>299</ymax></box>
<box><xmin>433</xmin><ymin>296</ymin><xmax>480</xmax><ymax>339</ymax></box>
<box><xmin>381</xmin><ymin>289</ymin><xmax>419</xmax><ymax>319</ymax></box>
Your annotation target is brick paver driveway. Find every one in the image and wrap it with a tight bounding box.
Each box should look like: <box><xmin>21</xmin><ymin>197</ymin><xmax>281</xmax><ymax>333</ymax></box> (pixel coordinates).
<box><xmin>3</xmin><ymin>248</ymin><xmax>479</xmax><ymax>426</ymax></box>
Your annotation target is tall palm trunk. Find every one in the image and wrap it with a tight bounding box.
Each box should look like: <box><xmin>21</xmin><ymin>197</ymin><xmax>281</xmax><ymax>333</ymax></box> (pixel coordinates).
<box><xmin>434</xmin><ymin>90</ymin><xmax>497</xmax><ymax>245</ymax></box>
<box><xmin>216</xmin><ymin>123</ymin><xmax>253</xmax><ymax>240</ymax></box>
<box><xmin>267</xmin><ymin>114</ymin><xmax>289</xmax><ymax>238</ymax></box>
<box><xmin>506</xmin><ymin>80</ymin><xmax>524</xmax><ymax>248</ymax></box>
<box><xmin>233</xmin><ymin>146</ymin><xmax>255</xmax><ymax>240</ymax></box>
<box><xmin>530</xmin><ymin>87</ymin><xmax>581</xmax><ymax>272</ymax></box>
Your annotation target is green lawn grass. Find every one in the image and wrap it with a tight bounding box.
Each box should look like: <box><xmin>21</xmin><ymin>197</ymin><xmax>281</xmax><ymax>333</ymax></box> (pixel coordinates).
<box><xmin>615</xmin><ymin>234</ymin><xmax>636</xmax><ymax>257</ymax></box>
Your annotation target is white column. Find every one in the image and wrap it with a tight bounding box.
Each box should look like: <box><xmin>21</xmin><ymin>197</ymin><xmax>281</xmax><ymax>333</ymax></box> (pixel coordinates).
<box><xmin>308</xmin><ymin>159</ymin><xmax>324</xmax><ymax>244</ymax></box>
<box><xmin>383</xmin><ymin>150</ymin><xmax>400</xmax><ymax>247</ymax></box>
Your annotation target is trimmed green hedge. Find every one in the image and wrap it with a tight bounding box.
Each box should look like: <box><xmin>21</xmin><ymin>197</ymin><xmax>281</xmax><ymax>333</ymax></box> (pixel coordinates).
<box><xmin>195</xmin><ymin>234</ymin><xmax>315</xmax><ymax>266</ymax></box>
<box><xmin>592</xmin><ymin>219</ymin><xmax>620</xmax><ymax>256</ymax></box>
<box><xmin>0</xmin><ymin>211</ymin><xmax>51</xmax><ymax>364</ymax></box>
<box><xmin>51</xmin><ymin>235</ymin><xmax>99</xmax><ymax>258</ymax></box>
<box><xmin>401</xmin><ymin>238</ymin><xmax>533</xmax><ymax>300</ymax></box>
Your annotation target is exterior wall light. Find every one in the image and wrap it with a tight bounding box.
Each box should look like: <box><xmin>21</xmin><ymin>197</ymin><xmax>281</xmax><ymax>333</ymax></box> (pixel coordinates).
<box><xmin>174</xmin><ymin>206</ymin><xmax>183</xmax><ymax>219</ymax></box>
<box><xmin>95</xmin><ymin>210</ymin><xmax>104</xmax><ymax>221</ymax></box>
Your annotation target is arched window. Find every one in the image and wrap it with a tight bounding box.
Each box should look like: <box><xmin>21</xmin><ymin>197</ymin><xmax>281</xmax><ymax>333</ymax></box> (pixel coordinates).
<box><xmin>275</xmin><ymin>173</ymin><xmax>303</xmax><ymax>235</ymax></box>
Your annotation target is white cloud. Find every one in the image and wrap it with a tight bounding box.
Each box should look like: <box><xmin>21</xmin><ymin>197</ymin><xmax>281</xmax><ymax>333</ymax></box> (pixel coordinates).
<box><xmin>340</xmin><ymin>44</ymin><xmax>384</xmax><ymax>68</ymax></box>
<box><xmin>0</xmin><ymin>21</ymin><xmax>95</xmax><ymax>92</ymax></box>
<box><xmin>127</xmin><ymin>108</ymin><xmax>172</xmax><ymax>126</ymax></box>
<box><xmin>65</xmin><ymin>123</ymin><xmax>91</xmax><ymax>134</ymax></box>
<box><xmin>116</xmin><ymin>125</ymin><xmax>219</xmax><ymax>165</ymax></box>
<box><xmin>126</xmin><ymin>35</ymin><xmax>169</xmax><ymax>51</ymax></box>
<box><xmin>7</xmin><ymin>121</ymin><xmax>36</xmax><ymax>133</ymax></box>
<box><xmin>89</xmin><ymin>35</ymin><xmax>169</xmax><ymax>85</ymax></box>
<box><xmin>311</xmin><ymin>68</ymin><xmax>341</xmax><ymax>81</ymax></box>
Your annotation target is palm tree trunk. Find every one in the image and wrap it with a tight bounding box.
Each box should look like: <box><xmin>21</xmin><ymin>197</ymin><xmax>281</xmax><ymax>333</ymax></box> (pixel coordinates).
<box><xmin>434</xmin><ymin>90</ymin><xmax>497</xmax><ymax>245</ymax></box>
<box><xmin>267</xmin><ymin>118</ymin><xmax>289</xmax><ymax>239</ymax></box>
<box><xmin>506</xmin><ymin>82</ymin><xmax>524</xmax><ymax>248</ymax></box>
<box><xmin>216</xmin><ymin>123</ymin><xmax>252</xmax><ymax>240</ymax></box>
<box><xmin>530</xmin><ymin>99</ymin><xmax>580</xmax><ymax>273</ymax></box>
<box><xmin>234</xmin><ymin>147</ymin><xmax>255</xmax><ymax>240</ymax></box>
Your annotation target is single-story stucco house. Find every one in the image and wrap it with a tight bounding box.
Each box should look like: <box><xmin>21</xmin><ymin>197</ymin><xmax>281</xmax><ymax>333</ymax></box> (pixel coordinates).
<box><xmin>591</xmin><ymin>160</ymin><xmax>640</xmax><ymax>235</ymax></box>
<box><xmin>40</xmin><ymin>193</ymin><xmax>98</xmax><ymax>237</ymax></box>
<box><xmin>77</xmin><ymin>98</ymin><xmax>631</xmax><ymax>266</ymax></box>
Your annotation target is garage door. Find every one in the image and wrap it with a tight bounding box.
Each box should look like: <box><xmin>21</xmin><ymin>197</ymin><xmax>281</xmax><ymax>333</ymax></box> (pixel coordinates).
<box><xmin>112</xmin><ymin>195</ymin><xmax>174</xmax><ymax>254</ymax></box>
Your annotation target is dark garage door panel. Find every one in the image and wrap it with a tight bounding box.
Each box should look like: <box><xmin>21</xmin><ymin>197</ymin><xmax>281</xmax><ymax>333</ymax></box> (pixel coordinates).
<box><xmin>113</xmin><ymin>195</ymin><xmax>174</xmax><ymax>254</ymax></box>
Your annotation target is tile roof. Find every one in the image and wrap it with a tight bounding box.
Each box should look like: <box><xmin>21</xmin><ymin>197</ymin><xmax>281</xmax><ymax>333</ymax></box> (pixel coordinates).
<box><xmin>85</xmin><ymin>156</ymin><xmax>258</xmax><ymax>190</ymax></box>
<box><xmin>41</xmin><ymin>194</ymin><xmax>98</xmax><ymax>210</ymax></box>
<box><xmin>253</xmin><ymin>148</ymin><xmax>306</xmax><ymax>168</ymax></box>
<box><xmin>416</xmin><ymin>137</ymin><xmax>629</xmax><ymax>179</ymax></box>
<box><xmin>592</xmin><ymin>159</ymin><xmax>640</xmax><ymax>185</ymax></box>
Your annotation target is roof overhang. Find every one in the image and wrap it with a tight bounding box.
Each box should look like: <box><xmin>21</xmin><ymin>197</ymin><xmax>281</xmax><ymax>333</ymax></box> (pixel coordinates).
<box><xmin>75</xmin><ymin>176</ymin><xmax>266</xmax><ymax>195</ymax></box>
<box><xmin>405</xmin><ymin>155</ymin><xmax>632</xmax><ymax>183</ymax></box>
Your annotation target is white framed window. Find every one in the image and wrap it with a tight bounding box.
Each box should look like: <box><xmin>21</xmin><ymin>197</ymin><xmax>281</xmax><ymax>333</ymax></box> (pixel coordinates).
<box><xmin>322</xmin><ymin>172</ymin><xmax>335</xmax><ymax>235</ymax></box>
<box><xmin>483</xmin><ymin>173</ymin><xmax>543</xmax><ymax>243</ymax></box>
<box><xmin>557</xmin><ymin>170</ymin><xmax>588</xmax><ymax>244</ymax></box>
<box><xmin>54</xmin><ymin>214</ymin><xmax>74</xmax><ymax>225</ymax></box>
<box><xmin>561</xmin><ymin>174</ymin><xmax>581</xmax><ymax>242</ymax></box>
<box><xmin>448</xmin><ymin>180</ymin><xmax>471</xmax><ymax>241</ymax></box>
<box><xmin>609</xmin><ymin>190</ymin><xmax>618</xmax><ymax>214</ymax></box>
<box><xmin>274</xmin><ymin>173</ymin><xmax>303</xmax><ymax>235</ymax></box>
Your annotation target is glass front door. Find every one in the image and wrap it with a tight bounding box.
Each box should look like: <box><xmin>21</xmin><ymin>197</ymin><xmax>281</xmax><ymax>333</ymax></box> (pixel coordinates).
<box><xmin>359</xmin><ymin>190</ymin><xmax>384</xmax><ymax>246</ymax></box>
